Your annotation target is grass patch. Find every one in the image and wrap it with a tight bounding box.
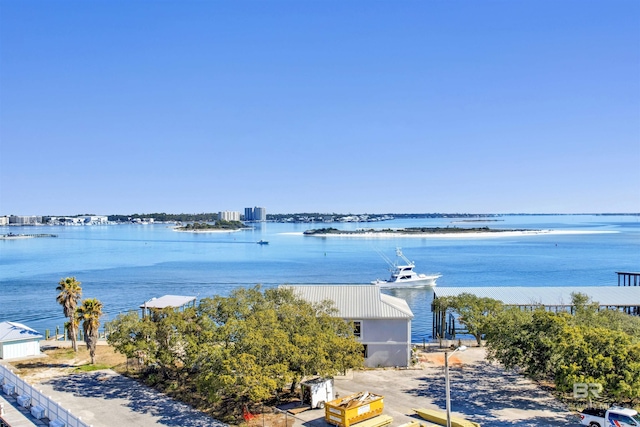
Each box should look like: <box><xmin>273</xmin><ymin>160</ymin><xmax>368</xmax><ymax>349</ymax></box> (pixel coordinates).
<box><xmin>74</xmin><ymin>363</ymin><xmax>112</xmax><ymax>372</ymax></box>
<box><xmin>48</xmin><ymin>347</ymin><xmax>77</xmax><ymax>361</ymax></box>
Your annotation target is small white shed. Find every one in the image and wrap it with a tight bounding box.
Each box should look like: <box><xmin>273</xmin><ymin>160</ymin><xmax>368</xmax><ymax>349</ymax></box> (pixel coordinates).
<box><xmin>0</xmin><ymin>322</ymin><xmax>43</xmax><ymax>360</ymax></box>
<box><xmin>301</xmin><ymin>377</ymin><xmax>334</xmax><ymax>409</ymax></box>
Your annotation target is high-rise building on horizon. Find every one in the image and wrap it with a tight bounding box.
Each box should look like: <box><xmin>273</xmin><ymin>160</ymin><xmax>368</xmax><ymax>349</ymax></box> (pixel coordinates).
<box><xmin>9</xmin><ymin>215</ymin><xmax>41</xmax><ymax>225</ymax></box>
<box><xmin>218</xmin><ymin>211</ymin><xmax>241</xmax><ymax>221</ymax></box>
<box><xmin>254</xmin><ymin>206</ymin><xmax>266</xmax><ymax>221</ymax></box>
<box><xmin>244</xmin><ymin>206</ymin><xmax>266</xmax><ymax>221</ymax></box>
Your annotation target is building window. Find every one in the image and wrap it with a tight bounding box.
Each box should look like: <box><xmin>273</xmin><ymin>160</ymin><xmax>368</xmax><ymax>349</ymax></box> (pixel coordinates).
<box><xmin>353</xmin><ymin>321</ymin><xmax>362</xmax><ymax>338</ymax></box>
<box><xmin>362</xmin><ymin>344</ymin><xmax>368</xmax><ymax>359</ymax></box>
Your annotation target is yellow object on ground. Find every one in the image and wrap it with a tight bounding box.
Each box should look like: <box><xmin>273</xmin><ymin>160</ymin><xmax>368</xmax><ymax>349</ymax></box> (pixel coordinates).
<box><xmin>349</xmin><ymin>415</ymin><xmax>393</xmax><ymax>427</ymax></box>
<box><xmin>412</xmin><ymin>408</ymin><xmax>481</xmax><ymax>427</ymax></box>
<box><xmin>325</xmin><ymin>391</ymin><xmax>384</xmax><ymax>427</ymax></box>
<box><xmin>397</xmin><ymin>421</ymin><xmax>427</xmax><ymax>427</ymax></box>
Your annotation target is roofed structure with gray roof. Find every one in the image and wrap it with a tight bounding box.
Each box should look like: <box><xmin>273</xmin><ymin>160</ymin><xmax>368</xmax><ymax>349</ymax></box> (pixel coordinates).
<box><xmin>140</xmin><ymin>295</ymin><xmax>196</xmax><ymax>317</ymax></box>
<box><xmin>434</xmin><ymin>286</ymin><xmax>640</xmax><ymax>308</ymax></box>
<box><xmin>433</xmin><ymin>286</ymin><xmax>640</xmax><ymax>339</ymax></box>
<box><xmin>0</xmin><ymin>322</ymin><xmax>43</xmax><ymax>342</ymax></box>
<box><xmin>0</xmin><ymin>321</ymin><xmax>43</xmax><ymax>360</ymax></box>
<box><xmin>283</xmin><ymin>285</ymin><xmax>414</xmax><ymax>367</ymax></box>
<box><xmin>284</xmin><ymin>284</ymin><xmax>413</xmax><ymax>319</ymax></box>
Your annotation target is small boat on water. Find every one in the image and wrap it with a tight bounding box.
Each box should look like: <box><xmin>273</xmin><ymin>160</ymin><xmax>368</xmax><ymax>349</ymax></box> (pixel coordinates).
<box><xmin>371</xmin><ymin>248</ymin><xmax>440</xmax><ymax>288</ymax></box>
<box><xmin>257</xmin><ymin>240</ymin><xmax>269</xmax><ymax>245</ymax></box>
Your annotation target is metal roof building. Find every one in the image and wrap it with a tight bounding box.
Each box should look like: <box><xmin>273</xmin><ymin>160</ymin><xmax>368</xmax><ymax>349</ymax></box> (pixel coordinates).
<box><xmin>283</xmin><ymin>285</ymin><xmax>414</xmax><ymax>367</ymax></box>
<box><xmin>0</xmin><ymin>321</ymin><xmax>43</xmax><ymax>360</ymax></box>
<box><xmin>434</xmin><ymin>286</ymin><xmax>640</xmax><ymax>308</ymax></box>
<box><xmin>433</xmin><ymin>286</ymin><xmax>640</xmax><ymax>340</ymax></box>
<box><xmin>283</xmin><ymin>285</ymin><xmax>413</xmax><ymax>319</ymax></box>
<box><xmin>140</xmin><ymin>295</ymin><xmax>197</xmax><ymax>317</ymax></box>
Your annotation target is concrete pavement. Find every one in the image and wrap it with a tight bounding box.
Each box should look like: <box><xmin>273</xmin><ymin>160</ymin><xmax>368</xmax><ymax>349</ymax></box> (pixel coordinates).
<box><xmin>22</xmin><ymin>345</ymin><xmax>578</xmax><ymax>427</ymax></box>
<box><xmin>37</xmin><ymin>370</ymin><xmax>226</xmax><ymax>427</ymax></box>
<box><xmin>290</xmin><ymin>347</ymin><xmax>579</xmax><ymax>427</ymax></box>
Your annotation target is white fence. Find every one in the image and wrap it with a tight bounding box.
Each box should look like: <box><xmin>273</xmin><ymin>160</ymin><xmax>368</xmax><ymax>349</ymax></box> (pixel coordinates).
<box><xmin>0</xmin><ymin>363</ymin><xmax>92</xmax><ymax>427</ymax></box>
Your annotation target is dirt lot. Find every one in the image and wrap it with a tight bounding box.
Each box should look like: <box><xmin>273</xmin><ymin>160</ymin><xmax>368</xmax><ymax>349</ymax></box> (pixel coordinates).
<box><xmin>7</xmin><ymin>341</ymin><xmax>127</xmax><ymax>383</ymax></box>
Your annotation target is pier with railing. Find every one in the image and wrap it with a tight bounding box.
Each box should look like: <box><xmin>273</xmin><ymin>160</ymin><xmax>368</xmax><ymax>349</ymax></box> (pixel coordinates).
<box><xmin>617</xmin><ymin>271</ymin><xmax>640</xmax><ymax>286</ymax></box>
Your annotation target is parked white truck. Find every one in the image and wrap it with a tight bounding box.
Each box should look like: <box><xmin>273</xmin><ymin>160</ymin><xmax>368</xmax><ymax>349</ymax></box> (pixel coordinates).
<box><xmin>579</xmin><ymin>406</ymin><xmax>640</xmax><ymax>427</ymax></box>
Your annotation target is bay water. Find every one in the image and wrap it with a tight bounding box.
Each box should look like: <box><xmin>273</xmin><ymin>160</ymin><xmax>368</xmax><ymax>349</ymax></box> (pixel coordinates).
<box><xmin>1</xmin><ymin>214</ymin><xmax>638</xmax><ymax>342</ymax></box>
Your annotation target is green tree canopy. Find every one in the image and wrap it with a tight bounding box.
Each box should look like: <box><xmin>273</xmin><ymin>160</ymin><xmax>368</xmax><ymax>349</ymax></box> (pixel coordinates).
<box><xmin>197</xmin><ymin>286</ymin><xmax>363</xmax><ymax>402</ymax></box>
<box><xmin>107</xmin><ymin>286</ymin><xmax>363</xmax><ymax>408</ymax></box>
<box><xmin>106</xmin><ymin>311</ymin><xmax>158</xmax><ymax>368</ymax></box>
<box><xmin>484</xmin><ymin>293</ymin><xmax>640</xmax><ymax>404</ymax></box>
<box><xmin>446</xmin><ymin>293</ymin><xmax>503</xmax><ymax>346</ymax></box>
<box><xmin>485</xmin><ymin>308</ymin><xmax>570</xmax><ymax>380</ymax></box>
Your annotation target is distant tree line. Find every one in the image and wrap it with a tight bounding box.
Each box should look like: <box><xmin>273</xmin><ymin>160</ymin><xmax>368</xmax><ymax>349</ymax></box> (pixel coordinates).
<box><xmin>178</xmin><ymin>220</ymin><xmax>244</xmax><ymax>230</ymax></box>
<box><xmin>268</xmin><ymin>213</ymin><xmax>501</xmax><ymax>221</ymax></box>
<box><xmin>102</xmin><ymin>212</ymin><xmax>507</xmax><ymax>223</ymax></box>
<box><xmin>387</xmin><ymin>213</ymin><xmax>501</xmax><ymax>218</ymax></box>
<box><xmin>303</xmin><ymin>226</ymin><xmax>531</xmax><ymax>235</ymax></box>
<box><xmin>108</xmin><ymin>213</ymin><xmax>218</xmax><ymax>222</ymax></box>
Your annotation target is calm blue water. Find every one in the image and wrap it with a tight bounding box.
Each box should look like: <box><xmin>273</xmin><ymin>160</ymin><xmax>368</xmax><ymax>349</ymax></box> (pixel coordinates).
<box><xmin>1</xmin><ymin>215</ymin><xmax>638</xmax><ymax>342</ymax></box>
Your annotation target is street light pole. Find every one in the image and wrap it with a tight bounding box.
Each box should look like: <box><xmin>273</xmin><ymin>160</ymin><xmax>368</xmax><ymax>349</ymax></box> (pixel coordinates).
<box><xmin>445</xmin><ymin>345</ymin><xmax>467</xmax><ymax>427</ymax></box>
<box><xmin>445</xmin><ymin>350</ymin><xmax>451</xmax><ymax>427</ymax></box>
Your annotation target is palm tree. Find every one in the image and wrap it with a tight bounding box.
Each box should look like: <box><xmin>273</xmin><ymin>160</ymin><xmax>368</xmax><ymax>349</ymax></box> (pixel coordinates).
<box><xmin>76</xmin><ymin>298</ymin><xmax>103</xmax><ymax>364</ymax></box>
<box><xmin>56</xmin><ymin>277</ymin><xmax>82</xmax><ymax>351</ymax></box>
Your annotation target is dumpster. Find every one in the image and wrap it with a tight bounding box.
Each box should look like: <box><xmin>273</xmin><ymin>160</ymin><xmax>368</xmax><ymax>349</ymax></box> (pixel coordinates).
<box><xmin>325</xmin><ymin>391</ymin><xmax>384</xmax><ymax>427</ymax></box>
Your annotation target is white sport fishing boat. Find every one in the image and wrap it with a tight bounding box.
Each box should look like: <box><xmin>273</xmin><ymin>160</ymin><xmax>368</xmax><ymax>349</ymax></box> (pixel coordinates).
<box><xmin>371</xmin><ymin>248</ymin><xmax>441</xmax><ymax>288</ymax></box>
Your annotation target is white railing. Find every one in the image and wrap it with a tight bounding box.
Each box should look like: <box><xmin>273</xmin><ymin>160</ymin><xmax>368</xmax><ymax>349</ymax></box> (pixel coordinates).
<box><xmin>0</xmin><ymin>363</ymin><xmax>92</xmax><ymax>427</ymax></box>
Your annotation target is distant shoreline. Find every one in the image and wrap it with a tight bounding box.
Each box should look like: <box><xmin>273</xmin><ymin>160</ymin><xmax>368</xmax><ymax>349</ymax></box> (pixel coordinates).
<box><xmin>173</xmin><ymin>227</ymin><xmax>244</xmax><ymax>233</ymax></box>
<box><xmin>1</xmin><ymin>233</ymin><xmax>57</xmax><ymax>240</ymax></box>
<box><xmin>300</xmin><ymin>229</ymin><xmax>618</xmax><ymax>238</ymax></box>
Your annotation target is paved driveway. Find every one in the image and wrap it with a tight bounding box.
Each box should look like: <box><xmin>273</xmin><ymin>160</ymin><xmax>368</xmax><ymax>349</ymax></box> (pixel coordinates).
<box><xmin>38</xmin><ymin>370</ymin><xmax>226</xmax><ymax>427</ymax></box>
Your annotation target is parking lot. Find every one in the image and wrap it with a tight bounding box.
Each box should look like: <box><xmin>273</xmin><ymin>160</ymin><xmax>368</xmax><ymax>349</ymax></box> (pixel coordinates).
<box><xmin>290</xmin><ymin>347</ymin><xmax>578</xmax><ymax>427</ymax></box>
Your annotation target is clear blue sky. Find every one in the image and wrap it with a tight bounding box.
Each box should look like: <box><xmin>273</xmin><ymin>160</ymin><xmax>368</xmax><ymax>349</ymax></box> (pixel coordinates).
<box><xmin>1</xmin><ymin>1</ymin><xmax>638</xmax><ymax>215</ymax></box>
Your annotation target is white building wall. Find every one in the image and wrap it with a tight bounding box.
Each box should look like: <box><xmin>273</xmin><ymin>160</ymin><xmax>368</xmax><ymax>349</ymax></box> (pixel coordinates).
<box><xmin>0</xmin><ymin>340</ymin><xmax>41</xmax><ymax>360</ymax></box>
<box><xmin>365</xmin><ymin>343</ymin><xmax>410</xmax><ymax>368</ymax></box>
<box><xmin>361</xmin><ymin>318</ymin><xmax>409</xmax><ymax>342</ymax></box>
<box><xmin>218</xmin><ymin>211</ymin><xmax>241</xmax><ymax>221</ymax></box>
<box><xmin>359</xmin><ymin>318</ymin><xmax>411</xmax><ymax>367</ymax></box>
<box><xmin>0</xmin><ymin>216</ymin><xmax>8</xmax><ymax>225</ymax></box>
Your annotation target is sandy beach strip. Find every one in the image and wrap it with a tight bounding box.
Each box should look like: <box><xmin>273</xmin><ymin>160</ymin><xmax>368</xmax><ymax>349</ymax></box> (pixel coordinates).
<box><xmin>172</xmin><ymin>227</ymin><xmax>244</xmax><ymax>233</ymax></box>
<box><xmin>292</xmin><ymin>229</ymin><xmax>618</xmax><ymax>238</ymax></box>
